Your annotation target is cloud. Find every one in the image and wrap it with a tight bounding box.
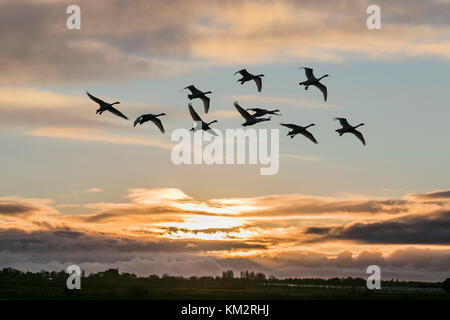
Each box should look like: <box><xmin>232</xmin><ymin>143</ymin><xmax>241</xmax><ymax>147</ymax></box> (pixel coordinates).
<box><xmin>2</xmin><ymin>0</ymin><xmax>450</xmax><ymax>85</ymax></box>
<box><xmin>25</xmin><ymin>127</ymin><xmax>173</xmax><ymax>150</ymax></box>
<box><xmin>0</xmin><ymin>88</ymin><xmax>136</xmax><ymax>133</ymax></box>
<box><xmin>1</xmin><ymin>229</ymin><xmax>449</xmax><ymax>280</ymax></box>
<box><xmin>305</xmin><ymin>210</ymin><xmax>450</xmax><ymax>244</ymax></box>
<box><xmin>84</xmin><ymin>188</ymin><xmax>103</xmax><ymax>193</ymax></box>
<box><xmin>406</xmin><ymin>190</ymin><xmax>450</xmax><ymax>200</ymax></box>
<box><xmin>0</xmin><ymin>228</ymin><xmax>265</xmax><ymax>261</ymax></box>
<box><xmin>0</xmin><ymin>204</ymin><xmax>34</xmax><ymax>216</ymax></box>
<box><xmin>0</xmin><ymin>188</ymin><xmax>449</xmax><ymax>280</ymax></box>
<box><xmin>0</xmin><ymin>87</ymin><xmax>183</xmax><ymax>149</ymax></box>
<box><xmin>0</xmin><ymin>196</ymin><xmax>57</xmax><ymax>218</ymax></box>
<box><xmin>0</xmin><ymin>0</ymin><xmax>187</xmax><ymax>85</ymax></box>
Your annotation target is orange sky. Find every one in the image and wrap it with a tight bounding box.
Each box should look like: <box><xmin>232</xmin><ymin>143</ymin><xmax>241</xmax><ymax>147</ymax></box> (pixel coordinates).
<box><xmin>1</xmin><ymin>187</ymin><xmax>449</xmax><ymax>280</ymax></box>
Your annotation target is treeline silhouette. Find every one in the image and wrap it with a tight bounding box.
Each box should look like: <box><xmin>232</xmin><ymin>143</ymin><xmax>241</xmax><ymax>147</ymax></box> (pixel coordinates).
<box><xmin>1</xmin><ymin>268</ymin><xmax>448</xmax><ymax>299</ymax></box>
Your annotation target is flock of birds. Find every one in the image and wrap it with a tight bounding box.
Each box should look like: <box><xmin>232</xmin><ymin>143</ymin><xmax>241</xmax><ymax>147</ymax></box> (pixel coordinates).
<box><xmin>86</xmin><ymin>67</ymin><xmax>366</xmax><ymax>145</ymax></box>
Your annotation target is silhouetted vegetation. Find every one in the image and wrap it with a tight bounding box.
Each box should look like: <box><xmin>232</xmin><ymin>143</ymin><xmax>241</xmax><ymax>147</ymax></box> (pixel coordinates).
<box><xmin>443</xmin><ymin>278</ymin><xmax>450</xmax><ymax>293</ymax></box>
<box><xmin>0</xmin><ymin>268</ymin><xmax>448</xmax><ymax>300</ymax></box>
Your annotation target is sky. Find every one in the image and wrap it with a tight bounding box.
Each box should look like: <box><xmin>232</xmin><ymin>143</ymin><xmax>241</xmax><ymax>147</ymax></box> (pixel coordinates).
<box><xmin>0</xmin><ymin>0</ymin><xmax>449</xmax><ymax>281</ymax></box>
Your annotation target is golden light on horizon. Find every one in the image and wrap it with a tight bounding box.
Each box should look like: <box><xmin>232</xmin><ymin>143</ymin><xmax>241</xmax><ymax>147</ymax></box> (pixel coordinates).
<box><xmin>159</xmin><ymin>214</ymin><xmax>252</xmax><ymax>241</ymax></box>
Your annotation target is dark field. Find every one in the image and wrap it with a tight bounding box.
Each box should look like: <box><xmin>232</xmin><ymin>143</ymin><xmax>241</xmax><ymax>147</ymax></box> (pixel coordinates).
<box><xmin>1</xmin><ymin>268</ymin><xmax>449</xmax><ymax>300</ymax></box>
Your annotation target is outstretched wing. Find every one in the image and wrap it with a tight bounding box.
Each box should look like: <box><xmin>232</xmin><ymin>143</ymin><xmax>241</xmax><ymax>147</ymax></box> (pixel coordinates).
<box><xmin>108</xmin><ymin>106</ymin><xmax>128</xmax><ymax>120</ymax></box>
<box><xmin>300</xmin><ymin>130</ymin><xmax>318</xmax><ymax>144</ymax></box>
<box><xmin>200</xmin><ymin>96</ymin><xmax>210</xmax><ymax>113</ymax></box>
<box><xmin>86</xmin><ymin>91</ymin><xmax>106</xmax><ymax>105</ymax></box>
<box><xmin>334</xmin><ymin>117</ymin><xmax>351</xmax><ymax>128</ymax></box>
<box><xmin>234</xmin><ymin>69</ymin><xmax>252</xmax><ymax>77</ymax></box>
<box><xmin>300</xmin><ymin>67</ymin><xmax>315</xmax><ymax>80</ymax></box>
<box><xmin>280</xmin><ymin>123</ymin><xmax>300</xmax><ymax>130</ymax></box>
<box><xmin>254</xmin><ymin>77</ymin><xmax>262</xmax><ymax>92</ymax></box>
<box><xmin>184</xmin><ymin>85</ymin><xmax>201</xmax><ymax>94</ymax></box>
<box><xmin>150</xmin><ymin>117</ymin><xmax>165</xmax><ymax>133</ymax></box>
<box><xmin>234</xmin><ymin>101</ymin><xmax>253</xmax><ymax>121</ymax></box>
<box><xmin>188</xmin><ymin>103</ymin><xmax>202</xmax><ymax>122</ymax></box>
<box><xmin>314</xmin><ymin>82</ymin><xmax>327</xmax><ymax>102</ymax></box>
<box><xmin>351</xmin><ymin>130</ymin><xmax>366</xmax><ymax>146</ymax></box>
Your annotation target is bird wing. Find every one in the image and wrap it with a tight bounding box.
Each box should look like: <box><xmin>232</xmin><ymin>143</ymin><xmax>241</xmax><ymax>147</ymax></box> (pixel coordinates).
<box><xmin>150</xmin><ymin>117</ymin><xmax>165</xmax><ymax>133</ymax></box>
<box><xmin>234</xmin><ymin>101</ymin><xmax>253</xmax><ymax>121</ymax></box>
<box><xmin>86</xmin><ymin>91</ymin><xmax>106</xmax><ymax>105</ymax></box>
<box><xmin>200</xmin><ymin>95</ymin><xmax>210</xmax><ymax>113</ymax></box>
<box><xmin>254</xmin><ymin>76</ymin><xmax>262</xmax><ymax>92</ymax></box>
<box><xmin>351</xmin><ymin>130</ymin><xmax>366</xmax><ymax>145</ymax></box>
<box><xmin>184</xmin><ymin>85</ymin><xmax>201</xmax><ymax>94</ymax></box>
<box><xmin>234</xmin><ymin>69</ymin><xmax>251</xmax><ymax>77</ymax></box>
<box><xmin>314</xmin><ymin>82</ymin><xmax>327</xmax><ymax>102</ymax></box>
<box><xmin>107</xmin><ymin>106</ymin><xmax>128</xmax><ymax>120</ymax></box>
<box><xmin>280</xmin><ymin>123</ymin><xmax>300</xmax><ymax>130</ymax></box>
<box><xmin>188</xmin><ymin>103</ymin><xmax>203</xmax><ymax>122</ymax></box>
<box><xmin>334</xmin><ymin>117</ymin><xmax>351</xmax><ymax>128</ymax></box>
<box><xmin>133</xmin><ymin>115</ymin><xmax>143</xmax><ymax>127</ymax></box>
<box><xmin>300</xmin><ymin>130</ymin><xmax>318</xmax><ymax>144</ymax></box>
<box><xmin>301</xmin><ymin>67</ymin><xmax>315</xmax><ymax>80</ymax></box>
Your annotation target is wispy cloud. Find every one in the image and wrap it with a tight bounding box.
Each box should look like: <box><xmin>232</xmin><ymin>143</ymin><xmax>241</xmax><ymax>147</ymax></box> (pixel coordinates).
<box><xmin>25</xmin><ymin>127</ymin><xmax>174</xmax><ymax>150</ymax></box>
<box><xmin>84</xmin><ymin>188</ymin><xmax>103</xmax><ymax>193</ymax></box>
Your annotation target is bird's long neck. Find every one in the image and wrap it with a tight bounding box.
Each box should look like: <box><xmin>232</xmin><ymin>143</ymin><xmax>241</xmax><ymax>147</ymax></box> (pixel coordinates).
<box><xmin>354</xmin><ymin>123</ymin><xmax>364</xmax><ymax>128</ymax></box>
<box><xmin>208</xmin><ymin>120</ymin><xmax>217</xmax><ymax>125</ymax></box>
<box><xmin>111</xmin><ymin>102</ymin><xmax>120</xmax><ymax>105</ymax></box>
<box><xmin>156</xmin><ymin>113</ymin><xmax>165</xmax><ymax>117</ymax></box>
<box><xmin>257</xmin><ymin>74</ymin><xmax>264</xmax><ymax>77</ymax></box>
<box><xmin>305</xmin><ymin>124</ymin><xmax>314</xmax><ymax>129</ymax></box>
<box><xmin>318</xmin><ymin>75</ymin><xmax>327</xmax><ymax>81</ymax></box>
<box><xmin>205</xmin><ymin>91</ymin><xmax>212</xmax><ymax>94</ymax></box>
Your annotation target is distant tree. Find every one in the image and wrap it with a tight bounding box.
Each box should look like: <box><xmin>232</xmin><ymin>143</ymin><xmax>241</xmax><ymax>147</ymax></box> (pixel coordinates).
<box><xmin>148</xmin><ymin>274</ymin><xmax>159</xmax><ymax>281</ymax></box>
<box><xmin>222</xmin><ymin>270</ymin><xmax>234</xmax><ymax>279</ymax></box>
<box><xmin>255</xmin><ymin>273</ymin><xmax>266</xmax><ymax>282</ymax></box>
<box><xmin>443</xmin><ymin>278</ymin><xmax>450</xmax><ymax>293</ymax></box>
